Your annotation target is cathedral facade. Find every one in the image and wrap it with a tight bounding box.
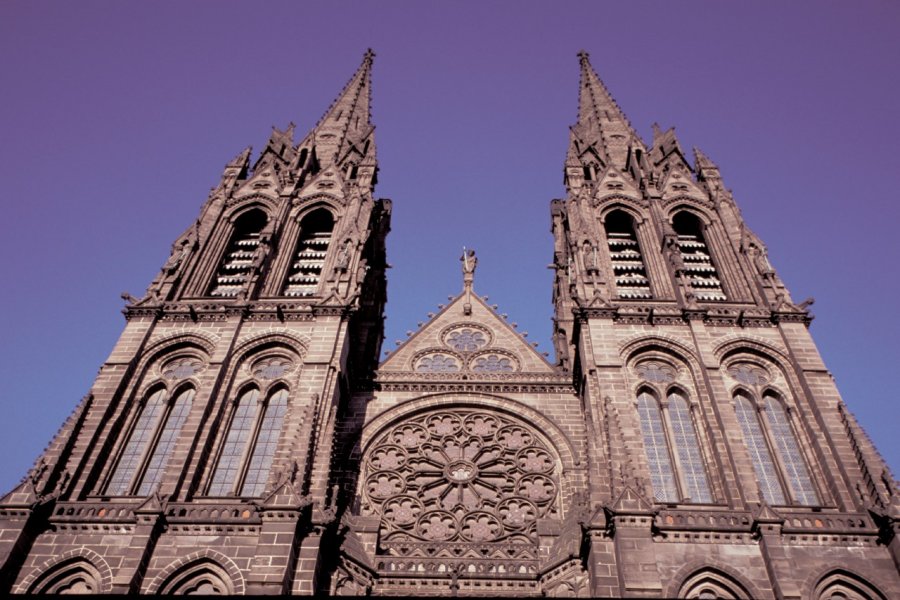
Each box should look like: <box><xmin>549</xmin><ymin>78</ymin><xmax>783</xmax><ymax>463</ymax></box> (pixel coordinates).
<box><xmin>1</xmin><ymin>51</ymin><xmax>898</xmax><ymax>597</ymax></box>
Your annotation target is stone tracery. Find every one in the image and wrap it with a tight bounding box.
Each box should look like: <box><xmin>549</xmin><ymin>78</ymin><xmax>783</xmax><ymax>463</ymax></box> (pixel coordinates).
<box><xmin>362</xmin><ymin>408</ymin><xmax>560</xmax><ymax>553</ymax></box>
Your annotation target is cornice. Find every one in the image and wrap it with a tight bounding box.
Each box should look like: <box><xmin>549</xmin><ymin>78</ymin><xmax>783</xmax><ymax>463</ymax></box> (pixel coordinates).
<box><xmin>375</xmin><ymin>375</ymin><xmax>576</xmax><ymax>395</ymax></box>
<box><xmin>574</xmin><ymin>304</ymin><xmax>810</xmax><ymax>327</ymax></box>
<box><xmin>124</xmin><ymin>299</ymin><xmax>355</xmax><ymax>322</ymax></box>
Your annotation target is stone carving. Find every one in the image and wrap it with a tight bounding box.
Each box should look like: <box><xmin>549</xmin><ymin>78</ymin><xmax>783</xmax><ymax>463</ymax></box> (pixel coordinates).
<box><xmin>362</xmin><ymin>409</ymin><xmax>560</xmax><ymax>552</ymax></box>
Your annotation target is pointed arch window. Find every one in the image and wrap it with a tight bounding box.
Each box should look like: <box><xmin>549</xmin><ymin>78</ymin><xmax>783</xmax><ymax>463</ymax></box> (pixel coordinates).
<box><xmin>637</xmin><ymin>389</ymin><xmax>712</xmax><ymax>503</ymax></box>
<box><xmin>107</xmin><ymin>387</ymin><xmax>195</xmax><ymax>496</ymax></box>
<box><xmin>763</xmin><ymin>393</ymin><xmax>819</xmax><ymax>505</ymax></box>
<box><xmin>667</xmin><ymin>392</ymin><xmax>713</xmax><ymax>502</ymax></box>
<box><xmin>733</xmin><ymin>391</ymin><xmax>818</xmax><ymax>505</ymax></box>
<box><xmin>672</xmin><ymin>211</ymin><xmax>726</xmax><ymax>301</ymax></box>
<box><xmin>637</xmin><ymin>391</ymin><xmax>678</xmax><ymax>502</ymax></box>
<box><xmin>208</xmin><ymin>387</ymin><xmax>289</xmax><ymax>497</ymax></box>
<box><xmin>605</xmin><ymin>210</ymin><xmax>651</xmax><ymax>299</ymax></box>
<box><xmin>283</xmin><ymin>209</ymin><xmax>334</xmax><ymax>297</ymax></box>
<box><xmin>209</xmin><ymin>209</ymin><xmax>268</xmax><ymax>297</ymax></box>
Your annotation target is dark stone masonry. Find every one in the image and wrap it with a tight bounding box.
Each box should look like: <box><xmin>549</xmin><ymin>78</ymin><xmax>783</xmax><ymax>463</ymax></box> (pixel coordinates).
<box><xmin>1</xmin><ymin>50</ymin><xmax>898</xmax><ymax>597</ymax></box>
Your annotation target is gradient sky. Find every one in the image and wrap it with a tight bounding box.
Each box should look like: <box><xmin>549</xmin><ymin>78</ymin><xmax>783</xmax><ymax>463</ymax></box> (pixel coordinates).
<box><xmin>1</xmin><ymin>1</ymin><xmax>898</xmax><ymax>493</ymax></box>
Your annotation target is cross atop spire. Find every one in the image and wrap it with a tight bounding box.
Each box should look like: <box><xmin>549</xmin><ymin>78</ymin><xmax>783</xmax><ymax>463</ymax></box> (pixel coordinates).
<box><xmin>304</xmin><ymin>49</ymin><xmax>376</xmax><ymax>170</ymax></box>
<box><xmin>569</xmin><ymin>51</ymin><xmax>643</xmax><ymax>172</ymax></box>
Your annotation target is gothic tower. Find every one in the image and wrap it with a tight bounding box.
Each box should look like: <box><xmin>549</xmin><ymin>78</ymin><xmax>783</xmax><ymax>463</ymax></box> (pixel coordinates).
<box><xmin>549</xmin><ymin>52</ymin><xmax>900</xmax><ymax>598</ymax></box>
<box><xmin>0</xmin><ymin>51</ymin><xmax>390</xmax><ymax>595</ymax></box>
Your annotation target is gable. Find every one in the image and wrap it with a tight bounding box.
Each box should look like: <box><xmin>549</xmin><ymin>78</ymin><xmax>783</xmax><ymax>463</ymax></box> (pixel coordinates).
<box><xmin>380</xmin><ymin>292</ymin><xmax>554</xmax><ymax>375</ymax></box>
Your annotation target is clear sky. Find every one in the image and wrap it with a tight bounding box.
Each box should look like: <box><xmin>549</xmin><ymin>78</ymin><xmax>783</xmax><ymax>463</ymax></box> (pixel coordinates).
<box><xmin>1</xmin><ymin>1</ymin><xmax>898</xmax><ymax>494</ymax></box>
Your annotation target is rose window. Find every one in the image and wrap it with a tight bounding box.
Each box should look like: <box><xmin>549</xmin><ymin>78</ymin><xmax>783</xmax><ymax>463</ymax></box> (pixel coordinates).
<box><xmin>445</xmin><ymin>327</ymin><xmax>488</xmax><ymax>352</ymax></box>
<box><xmin>362</xmin><ymin>409</ymin><xmax>560</xmax><ymax>548</ymax></box>
<box><xmin>415</xmin><ymin>353</ymin><xmax>461</xmax><ymax>373</ymax></box>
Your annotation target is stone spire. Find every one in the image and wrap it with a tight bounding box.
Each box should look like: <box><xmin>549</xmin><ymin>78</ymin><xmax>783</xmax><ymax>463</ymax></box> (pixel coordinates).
<box><xmin>568</xmin><ymin>51</ymin><xmax>644</xmax><ymax>173</ymax></box>
<box><xmin>302</xmin><ymin>49</ymin><xmax>376</xmax><ymax>170</ymax></box>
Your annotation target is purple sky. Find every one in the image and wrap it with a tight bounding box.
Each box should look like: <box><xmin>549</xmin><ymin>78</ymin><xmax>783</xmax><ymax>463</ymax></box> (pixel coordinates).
<box><xmin>1</xmin><ymin>1</ymin><xmax>898</xmax><ymax>493</ymax></box>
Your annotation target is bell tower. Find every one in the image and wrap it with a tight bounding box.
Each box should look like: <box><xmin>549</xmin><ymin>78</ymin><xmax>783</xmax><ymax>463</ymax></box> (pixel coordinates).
<box><xmin>0</xmin><ymin>51</ymin><xmax>390</xmax><ymax>595</ymax></box>
<box><xmin>552</xmin><ymin>51</ymin><xmax>899</xmax><ymax>598</ymax></box>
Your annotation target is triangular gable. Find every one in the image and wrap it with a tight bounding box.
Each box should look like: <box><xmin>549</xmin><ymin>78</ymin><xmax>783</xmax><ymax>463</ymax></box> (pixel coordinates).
<box><xmin>595</xmin><ymin>167</ymin><xmax>641</xmax><ymax>201</ymax></box>
<box><xmin>380</xmin><ymin>292</ymin><xmax>554</xmax><ymax>374</ymax></box>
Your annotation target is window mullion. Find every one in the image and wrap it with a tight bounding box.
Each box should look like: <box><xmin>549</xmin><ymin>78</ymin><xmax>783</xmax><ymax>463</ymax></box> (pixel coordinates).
<box><xmin>754</xmin><ymin>400</ymin><xmax>793</xmax><ymax>505</ymax></box>
<box><xmin>236</xmin><ymin>395</ymin><xmax>269</xmax><ymax>495</ymax></box>
<box><xmin>659</xmin><ymin>400</ymin><xmax>686</xmax><ymax>502</ymax></box>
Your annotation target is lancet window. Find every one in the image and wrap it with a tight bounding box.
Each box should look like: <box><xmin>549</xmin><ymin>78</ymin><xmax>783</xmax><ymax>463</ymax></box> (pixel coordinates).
<box><xmin>208</xmin><ymin>386</ymin><xmax>290</xmax><ymax>497</ymax></box>
<box><xmin>209</xmin><ymin>209</ymin><xmax>268</xmax><ymax>297</ymax></box>
<box><xmin>636</xmin><ymin>388</ymin><xmax>712</xmax><ymax>503</ymax></box>
<box><xmin>672</xmin><ymin>211</ymin><xmax>726</xmax><ymax>301</ymax></box>
<box><xmin>605</xmin><ymin>210</ymin><xmax>652</xmax><ymax>299</ymax></box>
<box><xmin>107</xmin><ymin>386</ymin><xmax>195</xmax><ymax>495</ymax></box>
<box><xmin>283</xmin><ymin>208</ymin><xmax>334</xmax><ymax>297</ymax></box>
<box><xmin>733</xmin><ymin>390</ymin><xmax>818</xmax><ymax>505</ymax></box>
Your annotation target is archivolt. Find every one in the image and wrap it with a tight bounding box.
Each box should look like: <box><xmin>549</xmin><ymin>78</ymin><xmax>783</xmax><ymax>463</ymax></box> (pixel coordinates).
<box><xmin>16</xmin><ymin>548</ymin><xmax>113</xmax><ymax>594</ymax></box>
<box><xmin>713</xmin><ymin>334</ymin><xmax>790</xmax><ymax>363</ymax></box>
<box><xmin>619</xmin><ymin>334</ymin><xmax>701</xmax><ymax>368</ymax></box>
<box><xmin>145</xmin><ymin>549</ymin><xmax>245</xmax><ymax>595</ymax></box>
<box><xmin>359</xmin><ymin>392</ymin><xmax>579</xmax><ymax>475</ymax></box>
<box><xmin>805</xmin><ymin>567</ymin><xmax>888</xmax><ymax>600</ymax></box>
<box><xmin>665</xmin><ymin>561</ymin><xmax>760</xmax><ymax>599</ymax></box>
<box><xmin>233</xmin><ymin>328</ymin><xmax>310</xmax><ymax>359</ymax></box>
<box><xmin>144</xmin><ymin>331</ymin><xmax>219</xmax><ymax>359</ymax></box>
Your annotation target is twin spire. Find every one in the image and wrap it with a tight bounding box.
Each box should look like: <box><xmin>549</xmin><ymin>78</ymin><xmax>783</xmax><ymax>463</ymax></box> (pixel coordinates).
<box><xmin>291</xmin><ymin>50</ymin><xmax>705</xmax><ymax>186</ymax></box>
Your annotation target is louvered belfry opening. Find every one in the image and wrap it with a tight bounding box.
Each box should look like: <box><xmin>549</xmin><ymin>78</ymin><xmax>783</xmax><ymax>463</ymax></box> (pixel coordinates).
<box><xmin>209</xmin><ymin>209</ymin><xmax>268</xmax><ymax>297</ymax></box>
<box><xmin>283</xmin><ymin>208</ymin><xmax>334</xmax><ymax>297</ymax></box>
<box><xmin>605</xmin><ymin>210</ymin><xmax>652</xmax><ymax>299</ymax></box>
<box><xmin>673</xmin><ymin>211</ymin><xmax>726</xmax><ymax>301</ymax></box>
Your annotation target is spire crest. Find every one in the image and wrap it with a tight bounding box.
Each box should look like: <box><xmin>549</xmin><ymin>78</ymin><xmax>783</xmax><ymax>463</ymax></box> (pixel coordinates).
<box><xmin>570</xmin><ymin>51</ymin><xmax>643</xmax><ymax>172</ymax></box>
<box><xmin>305</xmin><ymin>50</ymin><xmax>376</xmax><ymax>169</ymax></box>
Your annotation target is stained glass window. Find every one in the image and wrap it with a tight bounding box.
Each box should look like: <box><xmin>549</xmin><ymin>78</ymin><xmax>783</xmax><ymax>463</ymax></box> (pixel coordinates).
<box><xmin>240</xmin><ymin>388</ymin><xmax>289</xmax><ymax>496</ymax></box>
<box><xmin>136</xmin><ymin>388</ymin><xmax>194</xmax><ymax>495</ymax></box>
<box><xmin>416</xmin><ymin>354</ymin><xmax>460</xmax><ymax>373</ymax></box>
<box><xmin>667</xmin><ymin>393</ymin><xmax>712</xmax><ymax>503</ymax></box>
<box><xmin>472</xmin><ymin>354</ymin><xmax>515</xmax><ymax>372</ymax></box>
<box><xmin>764</xmin><ymin>395</ymin><xmax>818</xmax><ymax>505</ymax></box>
<box><xmin>208</xmin><ymin>388</ymin><xmax>259</xmax><ymax>496</ymax></box>
<box><xmin>734</xmin><ymin>393</ymin><xmax>786</xmax><ymax>504</ymax></box>
<box><xmin>107</xmin><ymin>388</ymin><xmax>166</xmax><ymax>495</ymax></box>
<box><xmin>636</xmin><ymin>392</ymin><xmax>678</xmax><ymax>502</ymax></box>
<box><xmin>445</xmin><ymin>328</ymin><xmax>487</xmax><ymax>352</ymax></box>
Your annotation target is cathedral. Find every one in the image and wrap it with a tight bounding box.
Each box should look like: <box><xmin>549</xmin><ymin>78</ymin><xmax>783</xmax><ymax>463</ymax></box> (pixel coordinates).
<box><xmin>1</xmin><ymin>50</ymin><xmax>898</xmax><ymax>597</ymax></box>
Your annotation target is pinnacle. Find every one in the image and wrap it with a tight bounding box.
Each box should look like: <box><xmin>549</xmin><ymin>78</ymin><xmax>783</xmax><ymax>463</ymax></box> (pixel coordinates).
<box><xmin>693</xmin><ymin>146</ymin><xmax>718</xmax><ymax>171</ymax></box>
